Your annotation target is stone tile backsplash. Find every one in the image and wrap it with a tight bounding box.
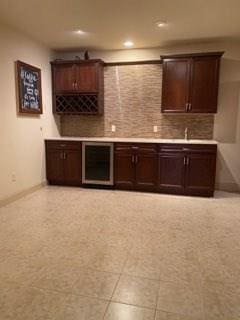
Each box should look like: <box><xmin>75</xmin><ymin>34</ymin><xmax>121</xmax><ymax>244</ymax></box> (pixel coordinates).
<box><xmin>61</xmin><ymin>64</ymin><xmax>214</xmax><ymax>139</ymax></box>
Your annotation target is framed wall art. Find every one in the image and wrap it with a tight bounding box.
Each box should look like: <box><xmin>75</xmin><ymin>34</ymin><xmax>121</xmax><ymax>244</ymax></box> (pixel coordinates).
<box><xmin>16</xmin><ymin>60</ymin><xmax>42</xmax><ymax>114</ymax></box>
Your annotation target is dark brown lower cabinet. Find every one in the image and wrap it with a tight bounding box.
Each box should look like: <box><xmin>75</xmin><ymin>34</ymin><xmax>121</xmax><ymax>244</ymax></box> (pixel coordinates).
<box><xmin>63</xmin><ymin>150</ymin><xmax>82</xmax><ymax>185</ymax></box>
<box><xmin>158</xmin><ymin>153</ymin><xmax>185</xmax><ymax>195</ymax></box>
<box><xmin>45</xmin><ymin>140</ymin><xmax>217</xmax><ymax>197</ymax></box>
<box><xmin>185</xmin><ymin>152</ymin><xmax>216</xmax><ymax>196</ymax></box>
<box><xmin>46</xmin><ymin>141</ymin><xmax>82</xmax><ymax>186</ymax></box>
<box><xmin>114</xmin><ymin>151</ymin><xmax>135</xmax><ymax>189</ymax></box>
<box><xmin>158</xmin><ymin>144</ymin><xmax>217</xmax><ymax>197</ymax></box>
<box><xmin>46</xmin><ymin>149</ymin><xmax>65</xmax><ymax>184</ymax></box>
<box><xmin>135</xmin><ymin>152</ymin><xmax>158</xmax><ymax>191</ymax></box>
<box><xmin>114</xmin><ymin>143</ymin><xmax>157</xmax><ymax>191</ymax></box>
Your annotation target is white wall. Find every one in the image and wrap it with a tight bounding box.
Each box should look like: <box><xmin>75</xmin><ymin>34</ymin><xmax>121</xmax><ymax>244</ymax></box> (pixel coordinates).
<box><xmin>215</xmin><ymin>54</ymin><xmax>240</xmax><ymax>192</ymax></box>
<box><xmin>0</xmin><ymin>23</ymin><xmax>60</xmax><ymax>202</ymax></box>
<box><xmin>55</xmin><ymin>41</ymin><xmax>240</xmax><ymax>192</ymax></box>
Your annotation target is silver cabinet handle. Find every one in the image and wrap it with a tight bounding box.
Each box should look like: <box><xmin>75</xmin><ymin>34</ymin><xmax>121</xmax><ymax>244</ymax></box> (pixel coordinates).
<box><xmin>135</xmin><ymin>155</ymin><xmax>138</xmax><ymax>164</ymax></box>
<box><xmin>60</xmin><ymin>152</ymin><xmax>66</xmax><ymax>160</ymax></box>
<box><xmin>185</xmin><ymin>103</ymin><xmax>192</xmax><ymax>112</ymax></box>
<box><xmin>184</xmin><ymin>156</ymin><xmax>190</xmax><ymax>166</ymax></box>
<box><xmin>131</xmin><ymin>155</ymin><xmax>135</xmax><ymax>164</ymax></box>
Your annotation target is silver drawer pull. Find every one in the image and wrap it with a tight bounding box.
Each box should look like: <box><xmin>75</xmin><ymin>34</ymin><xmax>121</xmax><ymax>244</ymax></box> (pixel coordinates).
<box><xmin>60</xmin><ymin>144</ymin><xmax>66</xmax><ymax>147</ymax></box>
<box><xmin>140</xmin><ymin>148</ymin><xmax>155</xmax><ymax>152</ymax></box>
<box><xmin>161</xmin><ymin>148</ymin><xmax>181</xmax><ymax>152</ymax></box>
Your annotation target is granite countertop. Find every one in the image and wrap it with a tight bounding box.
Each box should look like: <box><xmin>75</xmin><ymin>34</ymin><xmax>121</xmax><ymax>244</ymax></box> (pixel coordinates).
<box><xmin>45</xmin><ymin>137</ymin><xmax>218</xmax><ymax>145</ymax></box>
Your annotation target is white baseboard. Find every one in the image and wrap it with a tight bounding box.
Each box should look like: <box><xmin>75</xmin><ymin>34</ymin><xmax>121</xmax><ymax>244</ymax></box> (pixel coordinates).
<box><xmin>215</xmin><ymin>182</ymin><xmax>240</xmax><ymax>193</ymax></box>
<box><xmin>0</xmin><ymin>181</ymin><xmax>47</xmax><ymax>208</ymax></box>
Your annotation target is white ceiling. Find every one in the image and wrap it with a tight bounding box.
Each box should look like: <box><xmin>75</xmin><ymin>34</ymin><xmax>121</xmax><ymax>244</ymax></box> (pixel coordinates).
<box><xmin>0</xmin><ymin>0</ymin><xmax>240</xmax><ymax>50</ymax></box>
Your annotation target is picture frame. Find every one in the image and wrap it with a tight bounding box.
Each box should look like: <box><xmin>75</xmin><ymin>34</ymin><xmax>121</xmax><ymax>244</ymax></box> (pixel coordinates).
<box><xmin>16</xmin><ymin>60</ymin><xmax>43</xmax><ymax>114</ymax></box>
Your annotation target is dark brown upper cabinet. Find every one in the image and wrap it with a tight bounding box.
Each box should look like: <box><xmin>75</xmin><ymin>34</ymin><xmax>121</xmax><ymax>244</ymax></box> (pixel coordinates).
<box><xmin>51</xmin><ymin>59</ymin><xmax>104</xmax><ymax>115</ymax></box>
<box><xmin>74</xmin><ymin>64</ymin><xmax>99</xmax><ymax>92</ymax></box>
<box><xmin>161</xmin><ymin>52</ymin><xmax>224</xmax><ymax>113</ymax></box>
<box><xmin>53</xmin><ymin>63</ymin><xmax>75</xmax><ymax>93</ymax></box>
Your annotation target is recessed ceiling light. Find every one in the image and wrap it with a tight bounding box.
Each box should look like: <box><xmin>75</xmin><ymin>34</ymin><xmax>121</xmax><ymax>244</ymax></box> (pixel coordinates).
<box><xmin>156</xmin><ymin>21</ymin><xmax>167</xmax><ymax>27</ymax></box>
<box><xmin>123</xmin><ymin>40</ymin><xmax>134</xmax><ymax>48</ymax></box>
<box><xmin>74</xmin><ymin>29</ymin><xmax>86</xmax><ymax>35</ymax></box>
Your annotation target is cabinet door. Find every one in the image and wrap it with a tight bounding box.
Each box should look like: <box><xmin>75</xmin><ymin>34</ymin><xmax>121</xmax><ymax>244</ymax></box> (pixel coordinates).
<box><xmin>52</xmin><ymin>64</ymin><xmax>75</xmax><ymax>93</ymax></box>
<box><xmin>162</xmin><ymin>59</ymin><xmax>191</xmax><ymax>112</ymax></box>
<box><xmin>46</xmin><ymin>149</ymin><xmax>64</xmax><ymax>184</ymax></box>
<box><xmin>64</xmin><ymin>150</ymin><xmax>82</xmax><ymax>186</ymax></box>
<box><xmin>190</xmin><ymin>57</ymin><xmax>220</xmax><ymax>113</ymax></box>
<box><xmin>135</xmin><ymin>153</ymin><xmax>158</xmax><ymax>191</ymax></box>
<box><xmin>158</xmin><ymin>153</ymin><xmax>185</xmax><ymax>194</ymax></box>
<box><xmin>75</xmin><ymin>64</ymin><xmax>98</xmax><ymax>92</ymax></box>
<box><xmin>114</xmin><ymin>152</ymin><xmax>135</xmax><ymax>189</ymax></box>
<box><xmin>185</xmin><ymin>153</ymin><xmax>216</xmax><ymax>196</ymax></box>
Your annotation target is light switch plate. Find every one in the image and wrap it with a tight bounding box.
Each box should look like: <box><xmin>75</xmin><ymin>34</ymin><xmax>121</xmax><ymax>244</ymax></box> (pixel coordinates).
<box><xmin>153</xmin><ymin>126</ymin><xmax>158</xmax><ymax>133</ymax></box>
<box><xmin>111</xmin><ymin>125</ymin><xmax>116</xmax><ymax>132</ymax></box>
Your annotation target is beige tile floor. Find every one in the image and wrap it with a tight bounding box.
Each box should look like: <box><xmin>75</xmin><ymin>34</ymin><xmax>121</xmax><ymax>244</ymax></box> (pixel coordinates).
<box><xmin>0</xmin><ymin>186</ymin><xmax>240</xmax><ymax>319</ymax></box>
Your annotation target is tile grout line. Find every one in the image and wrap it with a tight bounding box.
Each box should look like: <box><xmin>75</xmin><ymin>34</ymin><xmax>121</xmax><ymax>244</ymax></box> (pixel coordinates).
<box><xmin>195</xmin><ymin>240</ymin><xmax>208</xmax><ymax>320</ymax></box>
<box><xmin>153</xmin><ymin>267</ymin><xmax>162</xmax><ymax>320</ymax></box>
<box><xmin>110</xmin><ymin>299</ymin><xmax>157</xmax><ymax>311</ymax></box>
<box><xmin>101</xmin><ymin>273</ymin><xmax>122</xmax><ymax>319</ymax></box>
<box><xmin>29</xmin><ymin>283</ymin><xmax>114</xmax><ymax>304</ymax></box>
<box><xmin>153</xmin><ymin>309</ymin><xmax>157</xmax><ymax>320</ymax></box>
<box><xmin>101</xmin><ymin>246</ymin><xmax>132</xmax><ymax>319</ymax></box>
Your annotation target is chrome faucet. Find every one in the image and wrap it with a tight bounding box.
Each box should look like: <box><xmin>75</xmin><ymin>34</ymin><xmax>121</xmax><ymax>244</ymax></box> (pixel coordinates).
<box><xmin>184</xmin><ymin>127</ymin><xmax>189</xmax><ymax>140</ymax></box>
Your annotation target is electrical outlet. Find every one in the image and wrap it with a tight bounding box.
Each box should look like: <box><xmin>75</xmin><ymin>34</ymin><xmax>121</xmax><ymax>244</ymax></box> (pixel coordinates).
<box><xmin>153</xmin><ymin>126</ymin><xmax>158</xmax><ymax>133</ymax></box>
<box><xmin>12</xmin><ymin>173</ymin><xmax>16</xmax><ymax>182</ymax></box>
<box><xmin>111</xmin><ymin>125</ymin><xmax>116</xmax><ymax>132</ymax></box>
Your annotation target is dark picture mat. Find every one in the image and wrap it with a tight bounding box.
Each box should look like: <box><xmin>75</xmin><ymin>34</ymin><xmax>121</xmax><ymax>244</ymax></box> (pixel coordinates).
<box><xmin>16</xmin><ymin>60</ymin><xmax>43</xmax><ymax>114</ymax></box>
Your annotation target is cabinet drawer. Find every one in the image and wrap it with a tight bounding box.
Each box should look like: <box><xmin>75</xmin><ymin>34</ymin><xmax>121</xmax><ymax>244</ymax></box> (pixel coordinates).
<box><xmin>159</xmin><ymin>144</ymin><xmax>185</xmax><ymax>153</ymax></box>
<box><xmin>115</xmin><ymin>143</ymin><xmax>157</xmax><ymax>153</ymax></box>
<box><xmin>46</xmin><ymin>140</ymin><xmax>81</xmax><ymax>150</ymax></box>
<box><xmin>158</xmin><ymin>144</ymin><xmax>217</xmax><ymax>154</ymax></box>
<box><xmin>134</xmin><ymin>144</ymin><xmax>157</xmax><ymax>153</ymax></box>
<box><xmin>115</xmin><ymin>143</ymin><xmax>134</xmax><ymax>153</ymax></box>
<box><xmin>183</xmin><ymin>145</ymin><xmax>217</xmax><ymax>154</ymax></box>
